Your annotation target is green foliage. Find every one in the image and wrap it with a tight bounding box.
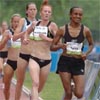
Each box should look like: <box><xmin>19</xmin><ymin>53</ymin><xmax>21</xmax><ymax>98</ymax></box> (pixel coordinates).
<box><xmin>0</xmin><ymin>0</ymin><xmax>99</xmax><ymax>41</ymax></box>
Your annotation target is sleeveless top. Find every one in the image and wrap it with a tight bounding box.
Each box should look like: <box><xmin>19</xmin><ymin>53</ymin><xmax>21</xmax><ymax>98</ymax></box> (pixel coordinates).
<box><xmin>32</xmin><ymin>21</ymin><xmax>53</xmax><ymax>41</ymax></box>
<box><xmin>8</xmin><ymin>28</ymin><xmax>21</xmax><ymax>48</ymax></box>
<box><xmin>63</xmin><ymin>24</ymin><xmax>85</xmax><ymax>55</ymax></box>
<box><xmin>22</xmin><ymin>18</ymin><xmax>32</xmax><ymax>31</ymax></box>
<box><xmin>22</xmin><ymin>18</ymin><xmax>34</xmax><ymax>40</ymax></box>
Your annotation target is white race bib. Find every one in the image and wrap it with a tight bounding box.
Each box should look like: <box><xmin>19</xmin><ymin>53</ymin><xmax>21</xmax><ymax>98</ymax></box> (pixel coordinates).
<box><xmin>33</xmin><ymin>26</ymin><xmax>48</xmax><ymax>40</ymax></box>
<box><xmin>66</xmin><ymin>42</ymin><xmax>83</xmax><ymax>55</ymax></box>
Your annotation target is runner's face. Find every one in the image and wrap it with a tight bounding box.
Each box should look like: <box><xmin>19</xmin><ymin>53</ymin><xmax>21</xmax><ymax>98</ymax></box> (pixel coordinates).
<box><xmin>26</xmin><ymin>4</ymin><xmax>37</xmax><ymax>18</ymax></box>
<box><xmin>40</xmin><ymin>6</ymin><xmax>52</xmax><ymax>21</ymax></box>
<box><xmin>70</xmin><ymin>8</ymin><xmax>83</xmax><ymax>24</ymax></box>
<box><xmin>1</xmin><ymin>22</ymin><xmax>8</xmax><ymax>31</ymax></box>
<box><xmin>11</xmin><ymin>16</ymin><xmax>21</xmax><ymax>30</ymax></box>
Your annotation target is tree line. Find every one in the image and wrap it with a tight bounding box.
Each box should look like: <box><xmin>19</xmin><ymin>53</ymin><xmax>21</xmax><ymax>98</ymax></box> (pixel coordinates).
<box><xmin>0</xmin><ymin>0</ymin><xmax>99</xmax><ymax>42</ymax></box>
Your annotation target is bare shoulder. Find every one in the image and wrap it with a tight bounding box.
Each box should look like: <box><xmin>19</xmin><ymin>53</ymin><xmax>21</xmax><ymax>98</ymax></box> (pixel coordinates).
<box><xmin>84</xmin><ymin>25</ymin><xmax>92</xmax><ymax>37</ymax></box>
<box><xmin>84</xmin><ymin>25</ymin><xmax>91</xmax><ymax>32</ymax></box>
<box><xmin>20</xmin><ymin>18</ymin><xmax>25</xmax><ymax>24</ymax></box>
<box><xmin>54</xmin><ymin>25</ymin><xmax>65</xmax><ymax>37</ymax></box>
<box><xmin>49</xmin><ymin>22</ymin><xmax>58</xmax><ymax>35</ymax></box>
<box><xmin>60</xmin><ymin>25</ymin><xmax>65</xmax><ymax>31</ymax></box>
<box><xmin>50</xmin><ymin>22</ymin><xmax>57</xmax><ymax>26</ymax></box>
<box><xmin>49</xmin><ymin>22</ymin><xmax>58</xmax><ymax>29</ymax></box>
<box><xmin>21</xmin><ymin>18</ymin><xmax>25</xmax><ymax>21</ymax></box>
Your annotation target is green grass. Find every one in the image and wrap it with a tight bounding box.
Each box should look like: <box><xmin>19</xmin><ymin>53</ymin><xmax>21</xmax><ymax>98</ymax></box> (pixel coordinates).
<box><xmin>24</xmin><ymin>72</ymin><xmax>64</xmax><ymax>100</ymax></box>
<box><xmin>16</xmin><ymin>69</ymin><xmax>100</xmax><ymax>100</ymax></box>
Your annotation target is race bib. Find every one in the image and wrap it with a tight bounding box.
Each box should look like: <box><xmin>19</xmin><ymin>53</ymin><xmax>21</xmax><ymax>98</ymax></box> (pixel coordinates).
<box><xmin>33</xmin><ymin>26</ymin><xmax>48</xmax><ymax>40</ymax></box>
<box><xmin>66</xmin><ymin>42</ymin><xmax>83</xmax><ymax>55</ymax></box>
<box><xmin>11</xmin><ymin>38</ymin><xmax>21</xmax><ymax>48</ymax></box>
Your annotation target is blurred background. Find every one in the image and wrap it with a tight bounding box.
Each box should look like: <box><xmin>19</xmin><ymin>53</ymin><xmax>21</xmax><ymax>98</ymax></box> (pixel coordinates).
<box><xmin>0</xmin><ymin>0</ymin><xmax>99</xmax><ymax>41</ymax></box>
<box><xmin>0</xmin><ymin>0</ymin><xmax>100</xmax><ymax>62</ymax></box>
<box><xmin>0</xmin><ymin>0</ymin><xmax>100</xmax><ymax>100</ymax></box>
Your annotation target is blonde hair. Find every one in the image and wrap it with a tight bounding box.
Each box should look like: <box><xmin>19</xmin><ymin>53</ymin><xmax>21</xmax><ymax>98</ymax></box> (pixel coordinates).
<box><xmin>11</xmin><ymin>13</ymin><xmax>21</xmax><ymax>21</ymax></box>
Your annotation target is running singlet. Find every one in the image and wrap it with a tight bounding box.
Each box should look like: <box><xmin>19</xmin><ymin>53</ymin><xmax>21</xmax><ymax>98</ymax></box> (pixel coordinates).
<box><xmin>63</xmin><ymin>24</ymin><xmax>85</xmax><ymax>55</ymax></box>
<box><xmin>8</xmin><ymin>29</ymin><xmax>21</xmax><ymax>48</ymax></box>
<box><xmin>11</xmin><ymin>38</ymin><xmax>21</xmax><ymax>48</ymax></box>
<box><xmin>33</xmin><ymin>26</ymin><xmax>48</xmax><ymax>40</ymax></box>
<box><xmin>22</xmin><ymin>18</ymin><xmax>34</xmax><ymax>40</ymax></box>
<box><xmin>32</xmin><ymin>21</ymin><xmax>53</xmax><ymax>41</ymax></box>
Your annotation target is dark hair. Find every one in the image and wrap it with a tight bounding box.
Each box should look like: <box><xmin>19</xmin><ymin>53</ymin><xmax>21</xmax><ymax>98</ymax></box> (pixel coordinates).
<box><xmin>25</xmin><ymin>2</ymin><xmax>36</xmax><ymax>16</ymax></box>
<box><xmin>70</xmin><ymin>6</ymin><xmax>81</xmax><ymax>14</ymax></box>
<box><xmin>26</xmin><ymin>2</ymin><xmax>36</xmax><ymax>10</ymax></box>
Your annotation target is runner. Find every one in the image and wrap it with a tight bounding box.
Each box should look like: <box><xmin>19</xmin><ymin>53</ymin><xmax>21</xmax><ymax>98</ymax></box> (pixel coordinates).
<box><xmin>0</xmin><ymin>33</ymin><xmax>11</xmax><ymax>50</ymax></box>
<box><xmin>3</xmin><ymin>14</ymin><xmax>21</xmax><ymax>100</ymax></box>
<box><xmin>24</xmin><ymin>0</ymin><xmax>58</xmax><ymax>99</ymax></box>
<box><xmin>50</xmin><ymin>7</ymin><xmax>94</xmax><ymax>100</ymax></box>
<box><xmin>14</xmin><ymin>2</ymin><xmax>37</xmax><ymax>100</ymax></box>
<box><xmin>0</xmin><ymin>21</ymin><xmax>9</xmax><ymax>78</ymax></box>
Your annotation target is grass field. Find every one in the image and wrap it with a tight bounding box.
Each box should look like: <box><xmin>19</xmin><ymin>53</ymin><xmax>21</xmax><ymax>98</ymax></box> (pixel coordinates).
<box><xmin>15</xmin><ymin>62</ymin><xmax>100</xmax><ymax>100</ymax></box>
<box><xmin>23</xmin><ymin>69</ymin><xmax>100</xmax><ymax>100</ymax></box>
<box><xmin>24</xmin><ymin>71</ymin><xmax>64</xmax><ymax>100</ymax></box>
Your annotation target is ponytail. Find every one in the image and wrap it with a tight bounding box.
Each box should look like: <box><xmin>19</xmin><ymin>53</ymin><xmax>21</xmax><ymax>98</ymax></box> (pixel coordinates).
<box><xmin>40</xmin><ymin>0</ymin><xmax>52</xmax><ymax>11</ymax></box>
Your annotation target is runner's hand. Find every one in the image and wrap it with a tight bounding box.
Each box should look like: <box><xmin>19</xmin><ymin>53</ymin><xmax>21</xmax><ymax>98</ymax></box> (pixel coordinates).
<box><xmin>23</xmin><ymin>38</ymin><xmax>30</xmax><ymax>45</ymax></box>
<box><xmin>81</xmin><ymin>53</ymin><xmax>87</xmax><ymax>60</ymax></box>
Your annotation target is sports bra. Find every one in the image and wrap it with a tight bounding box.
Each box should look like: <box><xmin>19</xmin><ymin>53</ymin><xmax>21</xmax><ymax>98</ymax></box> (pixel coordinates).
<box><xmin>7</xmin><ymin>28</ymin><xmax>21</xmax><ymax>48</ymax></box>
<box><xmin>32</xmin><ymin>21</ymin><xmax>53</xmax><ymax>41</ymax></box>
